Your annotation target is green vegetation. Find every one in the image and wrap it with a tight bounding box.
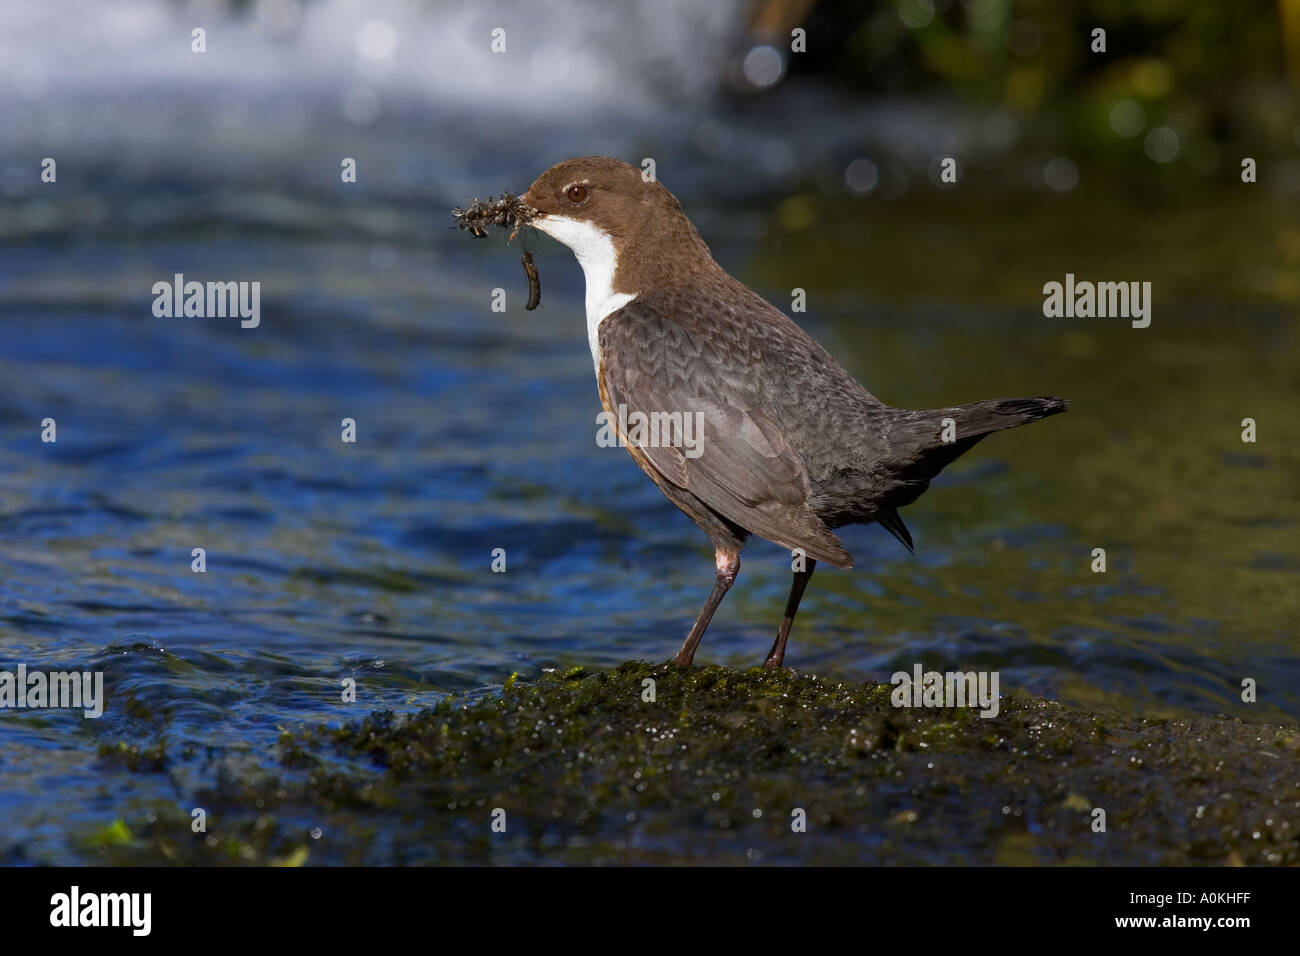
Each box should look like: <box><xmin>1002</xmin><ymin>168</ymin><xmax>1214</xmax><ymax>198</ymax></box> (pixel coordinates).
<box><xmin>805</xmin><ymin>0</ymin><xmax>1296</xmax><ymax>166</ymax></box>
<box><xmin>83</xmin><ymin>663</ymin><xmax>1300</xmax><ymax>865</ymax></box>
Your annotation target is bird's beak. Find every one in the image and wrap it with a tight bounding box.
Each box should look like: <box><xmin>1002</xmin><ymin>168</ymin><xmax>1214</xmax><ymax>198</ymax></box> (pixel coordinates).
<box><xmin>520</xmin><ymin>195</ymin><xmax>553</xmax><ymax>239</ymax></box>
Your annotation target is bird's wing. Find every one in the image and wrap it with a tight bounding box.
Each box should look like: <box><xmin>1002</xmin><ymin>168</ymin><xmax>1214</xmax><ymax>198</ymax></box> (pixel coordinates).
<box><xmin>597</xmin><ymin>296</ymin><xmax>853</xmax><ymax>569</ymax></box>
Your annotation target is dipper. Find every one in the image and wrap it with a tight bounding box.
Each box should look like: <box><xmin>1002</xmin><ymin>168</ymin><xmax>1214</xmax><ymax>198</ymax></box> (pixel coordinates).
<box><xmin>521</xmin><ymin>157</ymin><xmax>1065</xmax><ymax>669</ymax></box>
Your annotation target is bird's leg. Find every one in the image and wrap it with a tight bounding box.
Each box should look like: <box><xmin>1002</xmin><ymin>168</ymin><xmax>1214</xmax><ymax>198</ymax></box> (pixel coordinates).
<box><xmin>673</xmin><ymin>549</ymin><xmax>740</xmax><ymax>667</ymax></box>
<box><xmin>764</xmin><ymin>559</ymin><xmax>817</xmax><ymax>670</ymax></box>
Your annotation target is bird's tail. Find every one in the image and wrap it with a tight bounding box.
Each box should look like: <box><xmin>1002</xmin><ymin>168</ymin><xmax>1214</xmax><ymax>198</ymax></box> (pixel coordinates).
<box><xmin>886</xmin><ymin>395</ymin><xmax>1068</xmax><ymax>500</ymax></box>
<box><xmin>915</xmin><ymin>394</ymin><xmax>1067</xmax><ymax>460</ymax></box>
<box><xmin>868</xmin><ymin>396</ymin><xmax>1066</xmax><ymax>555</ymax></box>
<box><xmin>945</xmin><ymin>395</ymin><xmax>1069</xmax><ymax>437</ymax></box>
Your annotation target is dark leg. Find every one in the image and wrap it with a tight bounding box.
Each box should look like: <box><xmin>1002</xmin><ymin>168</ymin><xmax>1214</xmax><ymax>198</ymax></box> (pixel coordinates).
<box><xmin>673</xmin><ymin>549</ymin><xmax>740</xmax><ymax>667</ymax></box>
<box><xmin>764</xmin><ymin>559</ymin><xmax>816</xmax><ymax>670</ymax></box>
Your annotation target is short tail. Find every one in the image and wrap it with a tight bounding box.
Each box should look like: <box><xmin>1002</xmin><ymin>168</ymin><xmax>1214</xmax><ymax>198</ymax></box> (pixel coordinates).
<box><xmin>883</xmin><ymin>395</ymin><xmax>1067</xmax><ymax>512</ymax></box>
<box><xmin>949</xmin><ymin>395</ymin><xmax>1068</xmax><ymax>437</ymax></box>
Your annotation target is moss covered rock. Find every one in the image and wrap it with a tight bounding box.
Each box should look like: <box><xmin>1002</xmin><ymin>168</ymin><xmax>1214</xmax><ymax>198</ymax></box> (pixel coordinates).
<box><xmin>92</xmin><ymin>662</ymin><xmax>1300</xmax><ymax>865</ymax></box>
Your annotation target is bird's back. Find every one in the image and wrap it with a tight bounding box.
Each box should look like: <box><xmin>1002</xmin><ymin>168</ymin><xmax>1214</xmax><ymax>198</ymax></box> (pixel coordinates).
<box><xmin>647</xmin><ymin>272</ymin><xmax>1064</xmax><ymax>530</ymax></box>
<box><xmin>658</xmin><ymin>271</ymin><xmax>906</xmax><ymax>467</ymax></box>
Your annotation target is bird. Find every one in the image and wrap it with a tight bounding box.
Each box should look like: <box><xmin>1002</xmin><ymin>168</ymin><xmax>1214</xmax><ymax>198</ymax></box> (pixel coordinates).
<box><xmin>519</xmin><ymin>157</ymin><xmax>1066</xmax><ymax>669</ymax></box>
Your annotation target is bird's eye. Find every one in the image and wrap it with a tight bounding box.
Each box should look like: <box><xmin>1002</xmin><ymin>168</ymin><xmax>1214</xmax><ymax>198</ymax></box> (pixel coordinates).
<box><xmin>565</xmin><ymin>184</ymin><xmax>589</xmax><ymax>203</ymax></box>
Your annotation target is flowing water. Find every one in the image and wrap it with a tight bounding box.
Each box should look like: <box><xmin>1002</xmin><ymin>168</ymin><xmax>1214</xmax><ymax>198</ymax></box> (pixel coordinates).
<box><xmin>0</xmin><ymin>0</ymin><xmax>1296</xmax><ymax>864</ymax></box>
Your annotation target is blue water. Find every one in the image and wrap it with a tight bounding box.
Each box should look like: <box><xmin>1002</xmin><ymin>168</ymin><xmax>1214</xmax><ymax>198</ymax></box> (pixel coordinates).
<box><xmin>1</xmin><ymin>0</ymin><xmax>1296</xmax><ymax>864</ymax></box>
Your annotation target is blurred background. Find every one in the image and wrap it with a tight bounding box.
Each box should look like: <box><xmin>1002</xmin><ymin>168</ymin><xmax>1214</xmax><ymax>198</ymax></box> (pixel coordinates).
<box><xmin>0</xmin><ymin>0</ymin><xmax>1297</xmax><ymax>863</ymax></box>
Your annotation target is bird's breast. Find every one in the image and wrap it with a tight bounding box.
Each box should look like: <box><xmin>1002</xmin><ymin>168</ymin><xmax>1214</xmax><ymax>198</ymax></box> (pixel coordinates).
<box><xmin>532</xmin><ymin>213</ymin><xmax>637</xmax><ymax>372</ymax></box>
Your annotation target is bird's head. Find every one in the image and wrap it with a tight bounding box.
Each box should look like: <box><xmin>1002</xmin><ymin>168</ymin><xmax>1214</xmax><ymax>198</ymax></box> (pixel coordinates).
<box><xmin>522</xmin><ymin>157</ymin><xmax>711</xmax><ymax>282</ymax></box>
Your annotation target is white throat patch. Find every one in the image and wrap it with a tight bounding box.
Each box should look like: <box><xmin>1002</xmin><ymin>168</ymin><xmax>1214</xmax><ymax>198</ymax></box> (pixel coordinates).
<box><xmin>532</xmin><ymin>214</ymin><xmax>637</xmax><ymax>371</ymax></box>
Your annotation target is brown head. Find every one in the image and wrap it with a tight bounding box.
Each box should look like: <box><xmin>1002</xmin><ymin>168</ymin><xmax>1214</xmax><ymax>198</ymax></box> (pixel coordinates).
<box><xmin>522</xmin><ymin>157</ymin><xmax>716</xmax><ymax>303</ymax></box>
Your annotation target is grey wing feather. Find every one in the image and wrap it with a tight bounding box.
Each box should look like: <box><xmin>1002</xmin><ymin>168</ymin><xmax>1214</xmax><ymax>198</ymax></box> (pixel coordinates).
<box><xmin>599</xmin><ymin>299</ymin><xmax>853</xmax><ymax>569</ymax></box>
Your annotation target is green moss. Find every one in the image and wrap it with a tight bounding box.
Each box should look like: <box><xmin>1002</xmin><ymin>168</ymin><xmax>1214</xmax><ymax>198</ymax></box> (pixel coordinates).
<box><xmin>81</xmin><ymin>818</ymin><xmax>135</xmax><ymax>850</ymax></box>
<box><xmin>82</xmin><ymin>662</ymin><xmax>1300</xmax><ymax>865</ymax></box>
<box><xmin>97</xmin><ymin>739</ymin><xmax>168</xmax><ymax>773</ymax></box>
